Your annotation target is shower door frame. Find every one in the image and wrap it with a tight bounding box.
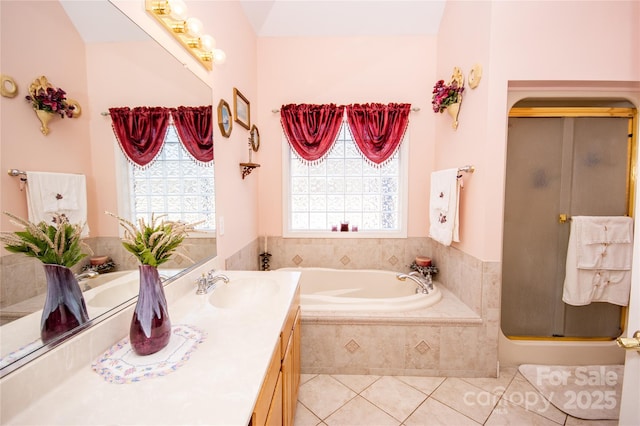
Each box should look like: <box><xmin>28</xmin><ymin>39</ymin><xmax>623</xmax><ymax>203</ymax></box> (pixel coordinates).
<box><xmin>504</xmin><ymin>105</ymin><xmax>637</xmax><ymax>341</ymax></box>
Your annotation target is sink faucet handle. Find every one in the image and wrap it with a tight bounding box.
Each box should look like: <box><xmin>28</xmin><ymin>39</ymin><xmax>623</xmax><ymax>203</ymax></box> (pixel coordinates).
<box><xmin>196</xmin><ymin>274</ymin><xmax>208</xmax><ymax>295</ymax></box>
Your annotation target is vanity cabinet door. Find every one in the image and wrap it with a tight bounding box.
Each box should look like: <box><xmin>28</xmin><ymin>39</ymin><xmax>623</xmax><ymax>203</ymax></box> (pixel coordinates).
<box><xmin>265</xmin><ymin>373</ymin><xmax>283</xmax><ymax>426</ymax></box>
<box><xmin>282</xmin><ymin>308</ymin><xmax>301</xmax><ymax>426</ymax></box>
<box><xmin>251</xmin><ymin>343</ymin><xmax>281</xmax><ymax>426</ymax></box>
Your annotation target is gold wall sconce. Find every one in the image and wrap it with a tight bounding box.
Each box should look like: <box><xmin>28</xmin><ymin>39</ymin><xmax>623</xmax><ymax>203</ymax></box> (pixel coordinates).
<box><xmin>26</xmin><ymin>76</ymin><xmax>81</xmax><ymax>135</ymax></box>
<box><xmin>145</xmin><ymin>0</ymin><xmax>226</xmax><ymax>71</ymax></box>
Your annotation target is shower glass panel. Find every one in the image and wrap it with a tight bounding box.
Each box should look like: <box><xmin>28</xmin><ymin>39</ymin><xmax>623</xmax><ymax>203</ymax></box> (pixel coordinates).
<box><xmin>502</xmin><ymin>112</ymin><xmax>632</xmax><ymax>339</ymax></box>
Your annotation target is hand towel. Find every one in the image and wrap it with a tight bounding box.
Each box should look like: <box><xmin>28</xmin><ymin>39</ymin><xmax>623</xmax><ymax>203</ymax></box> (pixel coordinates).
<box><xmin>563</xmin><ymin>216</ymin><xmax>633</xmax><ymax>306</ymax></box>
<box><xmin>25</xmin><ymin>171</ymin><xmax>89</xmax><ymax>237</ymax></box>
<box><xmin>428</xmin><ymin>168</ymin><xmax>460</xmax><ymax>246</ymax></box>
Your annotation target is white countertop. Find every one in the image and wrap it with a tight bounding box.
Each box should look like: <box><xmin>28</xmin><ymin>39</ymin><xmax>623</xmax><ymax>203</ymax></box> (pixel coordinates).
<box><xmin>6</xmin><ymin>270</ymin><xmax>301</xmax><ymax>425</ymax></box>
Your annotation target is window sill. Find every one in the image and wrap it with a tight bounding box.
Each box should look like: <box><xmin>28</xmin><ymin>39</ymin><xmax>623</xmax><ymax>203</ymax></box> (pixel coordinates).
<box><xmin>282</xmin><ymin>230</ymin><xmax>407</xmax><ymax>239</ymax></box>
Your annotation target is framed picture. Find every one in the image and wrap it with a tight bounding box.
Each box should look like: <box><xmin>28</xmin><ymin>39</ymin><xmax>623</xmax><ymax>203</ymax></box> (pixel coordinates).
<box><xmin>217</xmin><ymin>99</ymin><xmax>232</xmax><ymax>138</ymax></box>
<box><xmin>233</xmin><ymin>87</ymin><xmax>250</xmax><ymax>130</ymax></box>
<box><xmin>250</xmin><ymin>125</ymin><xmax>260</xmax><ymax>152</ymax></box>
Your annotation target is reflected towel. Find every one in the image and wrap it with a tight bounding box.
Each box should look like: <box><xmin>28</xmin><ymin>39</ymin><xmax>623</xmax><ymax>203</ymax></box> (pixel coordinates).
<box><xmin>563</xmin><ymin>216</ymin><xmax>633</xmax><ymax>306</ymax></box>
<box><xmin>428</xmin><ymin>168</ymin><xmax>460</xmax><ymax>246</ymax></box>
<box><xmin>25</xmin><ymin>171</ymin><xmax>89</xmax><ymax>237</ymax></box>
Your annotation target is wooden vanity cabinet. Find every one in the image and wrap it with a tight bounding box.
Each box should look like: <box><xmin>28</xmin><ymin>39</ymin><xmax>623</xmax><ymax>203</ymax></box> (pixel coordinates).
<box><xmin>250</xmin><ymin>288</ymin><xmax>300</xmax><ymax>426</ymax></box>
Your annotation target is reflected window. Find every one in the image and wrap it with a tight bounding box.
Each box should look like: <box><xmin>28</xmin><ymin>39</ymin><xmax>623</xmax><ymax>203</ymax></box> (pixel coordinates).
<box><xmin>129</xmin><ymin>125</ymin><xmax>215</xmax><ymax>231</ymax></box>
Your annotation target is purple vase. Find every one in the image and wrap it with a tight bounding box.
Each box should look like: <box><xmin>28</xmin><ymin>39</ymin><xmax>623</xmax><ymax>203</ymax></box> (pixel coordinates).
<box><xmin>41</xmin><ymin>264</ymin><xmax>89</xmax><ymax>344</ymax></box>
<box><xmin>130</xmin><ymin>265</ymin><xmax>171</xmax><ymax>356</ymax></box>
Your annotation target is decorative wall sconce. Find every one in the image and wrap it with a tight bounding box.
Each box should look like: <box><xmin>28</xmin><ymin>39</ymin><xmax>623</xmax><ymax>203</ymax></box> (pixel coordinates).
<box><xmin>26</xmin><ymin>76</ymin><xmax>81</xmax><ymax>135</ymax></box>
<box><xmin>145</xmin><ymin>0</ymin><xmax>226</xmax><ymax>71</ymax></box>
<box><xmin>1</xmin><ymin>74</ymin><xmax>18</xmax><ymax>98</ymax></box>
<box><xmin>431</xmin><ymin>67</ymin><xmax>464</xmax><ymax>130</ymax></box>
<box><xmin>468</xmin><ymin>64</ymin><xmax>482</xmax><ymax>89</ymax></box>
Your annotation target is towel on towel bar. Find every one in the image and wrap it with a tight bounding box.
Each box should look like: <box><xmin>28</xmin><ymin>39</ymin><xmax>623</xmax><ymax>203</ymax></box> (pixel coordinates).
<box><xmin>428</xmin><ymin>168</ymin><xmax>460</xmax><ymax>246</ymax></box>
<box><xmin>25</xmin><ymin>171</ymin><xmax>89</xmax><ymax>237</ymax></box>
<box><xmin>562</xmin><ymin>216</ymin><xmax>633</xmax><ymax>306</ymax></box>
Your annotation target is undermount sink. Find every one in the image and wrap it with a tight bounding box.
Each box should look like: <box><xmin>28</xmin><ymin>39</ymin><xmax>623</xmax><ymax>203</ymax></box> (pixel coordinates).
<box><xmin>209</xmin><ymin>278</ymin><xmax>280</xmax><ymax>309</ymax></box>
<box><xmin>88</xmin><ymin>280</ymin><xmax>140</xmax><ymax>308</ymax></box>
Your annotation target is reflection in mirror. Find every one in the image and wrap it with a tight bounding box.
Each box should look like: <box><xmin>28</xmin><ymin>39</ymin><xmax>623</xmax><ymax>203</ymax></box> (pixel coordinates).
<box><xmin>0</xmin><ymin>0</ymin><xmax>215</xmax><ymax>377</ymax></box>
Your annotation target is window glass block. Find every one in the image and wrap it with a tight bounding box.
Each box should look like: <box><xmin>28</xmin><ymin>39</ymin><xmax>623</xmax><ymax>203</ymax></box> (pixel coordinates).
<box><xmin>163</xmin><ymin>142</ymin><xmax>180</xmax><ymax>160</ymax></box>
<box><xmin>286</xmin><ymin>123</ymin><xmax>401</xmax><ymax>232</ymax></box>
<box><xmin>166</xmin><ymin>179</ymin><xmax>181</xmax><ymax>193</ymax></box>
<box><xmin>309</xmin><ymin>194</ymin><xmax>326</xmax><ymax>211</ymax></box>
<box><xmin>309</xmin><ymin>213</ymin><xmax>327</xmax><ymax>229</ymax></box>
<box><xmin>291</xmin><ymin>177</ymin><xmax>309</xmax><ymax>194</ymax></box>
<box><xmin>150</xmin><ymin>181</ymin><xmax>165</xmax><ymax>195</ymax></box>
<box><xmin>291</xmin><ymin>195</ymin><xmax>309</xmax><ymax>211</ymax></box>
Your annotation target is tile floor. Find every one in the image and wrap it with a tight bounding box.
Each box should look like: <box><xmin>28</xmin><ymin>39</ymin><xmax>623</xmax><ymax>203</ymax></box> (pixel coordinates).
<box><xmin>294</xmin><ymin>368</ymin><xmax>619</xmax><ymax>425</ymax></box>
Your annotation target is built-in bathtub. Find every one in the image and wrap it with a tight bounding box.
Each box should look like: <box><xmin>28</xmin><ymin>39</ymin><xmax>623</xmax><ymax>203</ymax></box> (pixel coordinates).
<box><xmin>279</xmin><ymin>267</ymin><xmax>441</xmax><ymax>312</ymax></box>
<box><xmin>277</xmin><ymin>267</ymin><xmax>492</xmax><ymax>377</ymax></box>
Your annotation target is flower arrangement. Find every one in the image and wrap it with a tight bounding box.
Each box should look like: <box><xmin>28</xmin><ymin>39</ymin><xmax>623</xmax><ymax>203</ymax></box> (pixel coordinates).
<box><xmin>431</xmin><ymin>79</ymin><xmax>464</xmax><ymax>113</ymax></box>
<box><xmin>0</xmin><ymin>212</ymin><xmax>88</xmax><ymax>267</ymax></box>
<box><xmin>106</xmin><ymin>212</ymin><xmax>199</xmax><ymax>267</ymax></box>
<box><xmin>26</xmin><ymin>86</ymin><xmax>76</xmax><ymax>118</ymax></box>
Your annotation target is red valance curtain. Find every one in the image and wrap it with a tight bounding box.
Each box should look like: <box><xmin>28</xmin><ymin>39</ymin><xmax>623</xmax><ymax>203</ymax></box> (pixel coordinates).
<box><xmin>109</xmin><ymin>107</ymin><xmax>171</xmax><ymax>167</ymax></box>
<box><xmin>171</xmin><ymin>105</ymin><xmax>214</xmax><ymax>164</ymax></box>
<box><xmin>280</xmin><ymin>103</ymin><xmax>345</xmax><ymax>163</ymax></box>
<box><xmin>345</xmin><ymin>103</ymin><xmax>411</xmax><ymax>166</ymax></box>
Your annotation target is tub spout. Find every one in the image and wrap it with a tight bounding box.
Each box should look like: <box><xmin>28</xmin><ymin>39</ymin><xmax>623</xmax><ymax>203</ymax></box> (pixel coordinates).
<box><xmin>75</xmin><ymin>271</ymin><xmax>99</xmax><ymax>291</ymax></box>
<box><xmin>396</xmin><ymin>273</ymin><xmax>430</xmax><ymax>294</ymax></box>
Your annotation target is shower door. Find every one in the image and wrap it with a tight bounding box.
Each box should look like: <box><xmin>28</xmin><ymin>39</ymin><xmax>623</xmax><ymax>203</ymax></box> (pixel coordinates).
<box><xmin>502</xmin><ymin>108</ymin><xmax>635</xmax><ymax>338</ymax></box>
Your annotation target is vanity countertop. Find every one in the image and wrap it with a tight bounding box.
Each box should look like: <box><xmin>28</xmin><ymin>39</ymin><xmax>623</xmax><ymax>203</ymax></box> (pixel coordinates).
<box><xmin>5</xmin><ymin>270</ymin><xmax>301</xmax><ymax>425</ymax></box>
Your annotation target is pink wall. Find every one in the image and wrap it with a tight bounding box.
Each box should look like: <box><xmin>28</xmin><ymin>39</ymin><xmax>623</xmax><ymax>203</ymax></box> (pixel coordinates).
<box><xmin>0</xmin><ymin>1</ymin><xmax>91</xmax><ymax>233</ymax></box>
<box><xmin>436</xmin><ymin>0</ymin><xmax>640</xmax><ymax>261</ymax></box>
<box><xmin>256</xmin><ymin>35</ymin><xmax>437</xmax><ymax>237</ymax></box>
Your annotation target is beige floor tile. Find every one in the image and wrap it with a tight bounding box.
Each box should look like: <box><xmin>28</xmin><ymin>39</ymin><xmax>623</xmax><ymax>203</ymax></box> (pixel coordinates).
<box><xmin>294</xmin><ymin>402</ymin><xmax>322</xmax><ymax>426</ymax></box>
<box><xmin>331</xmin><ymin>374</ymin><xmax>380</xmax><ymax>393</ymax></box>
<box><xmin>395</xmin><ymin>375</ymin><xmax>446</xmax><ymax>395</ymax></box>
<box><xmin>404</xmin><ymin>397</ymin><xmax>481</xmax><ymax>426</ymax></box>
<box><xmin>298</xmin><ymin>375</ymin><xmax>357</xmax><ymax>420</ymax></box>
<box><xmin>301</xmin><ymin>373</ymin><xmax>318</xmax><ymax>386</ymax></box>
<box><xmin>461</xmin><ymin>366</ymin><xmax>519</xmax><ymax>395</ymax></box>
<box><xmin>359</xmin><ymin>376</ymin><xmax>427</xmax><ymax>422</ymax></box>
<box><xmin>431</xmin><ymin>377</ymin><xmax>497</xmax><ymax>424</ymax></box>
<box><xmin>565</xmin><ymin>416</ymin><xmax>619</xmax><ymax>425</ymax></box>
<box><xmin>324</xmin><ymin>396</ymin><xmax>400</xmax><ymax>426</ymax></box>
<box><xmin>485</xmin><ymin>399</ymin><xmax>564</xmax><ymax>425</ymax></box>
<box><xmin>502</xmin><ymin>373</ymin><xmax>567</xmax><ymax>424</ymax></box>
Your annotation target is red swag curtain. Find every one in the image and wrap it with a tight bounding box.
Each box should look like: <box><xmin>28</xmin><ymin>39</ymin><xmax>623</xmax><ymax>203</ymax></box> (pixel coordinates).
<box><xmin>171</xmin><ymin>105</ymin><xmax>214</xmax><ymax>164</ymax></box>
<box><xmin>346</xmin><ymin>103</ymin><xmax>411</xmax><ymax>166</ymax></box>
<box><xmin>280</xmin><ymin>104</ymin><xmax>345</xmax><ymax>163</ymax></box>
<box><xmin>109</xmin><ymin>107</ymin><xmax>171</xmax><ymax>167</ymax></box>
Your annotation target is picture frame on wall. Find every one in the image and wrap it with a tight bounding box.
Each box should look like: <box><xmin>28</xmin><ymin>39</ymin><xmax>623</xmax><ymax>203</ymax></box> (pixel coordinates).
<box><xmin>233</xmin><ymin>87</ymin><xmax>250</xmax><ymax>130</ymax></box>
<box><xmin>217</xmin><ymin>99</ymin><xmax>232</xmax><ymax>137</ymax></box>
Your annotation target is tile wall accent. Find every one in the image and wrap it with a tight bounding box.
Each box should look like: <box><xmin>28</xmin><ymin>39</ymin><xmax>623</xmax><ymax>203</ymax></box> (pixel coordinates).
<box><xmin>0</xmin><ymin>237</ymin><xmax>216</xmax><ymax>309</ymax></box>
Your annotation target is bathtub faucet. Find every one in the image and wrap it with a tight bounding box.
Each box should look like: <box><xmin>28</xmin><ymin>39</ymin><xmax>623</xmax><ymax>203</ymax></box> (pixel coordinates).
<box><xmin>396</xmin><ymin>273</ymin><xmax>430</xmax><ymax>294</ymax></box>
<box><xmin>196</xmin><ymin>270</ymin><xmax>230</xmax><ymax>295</ymax></box>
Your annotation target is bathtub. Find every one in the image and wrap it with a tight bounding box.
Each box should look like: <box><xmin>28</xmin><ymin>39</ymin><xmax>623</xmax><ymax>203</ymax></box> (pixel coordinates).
<box><xmin>278</xmin><ymin>267</ymin><xmax>442</xmax><ymax>312</ymax></box>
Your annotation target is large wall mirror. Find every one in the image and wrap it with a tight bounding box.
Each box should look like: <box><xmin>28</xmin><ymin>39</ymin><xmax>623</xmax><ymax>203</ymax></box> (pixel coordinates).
<box><xmin>0</xmin><ymin>0</ymin><xmax>216</xmax><ymax>376</ymax></box>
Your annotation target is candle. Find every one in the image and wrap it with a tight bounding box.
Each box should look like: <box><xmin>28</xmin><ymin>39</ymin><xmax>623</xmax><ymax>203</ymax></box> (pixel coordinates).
<box><xmin>264</xmin><ymin>235</ymin><xmax>268</xmax><ymax>253</ymax></box>
<box><xmin>415</xmin><ymin>256</ymin><xmax>432</xmax><ymax>267</ymax></box>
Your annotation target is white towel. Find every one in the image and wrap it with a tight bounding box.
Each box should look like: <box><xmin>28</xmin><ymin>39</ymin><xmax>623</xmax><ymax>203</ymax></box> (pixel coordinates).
<box><xmin>428</xmin><ymin>168</ymin><xmax>460</xmax><ymax>246</ymax></box>
<box><xmin>563</xmin><ymin>216</ymin><xmax>633</xmax><ymax>306</ymax></box>
<box><xmin>25</xmin><ymin>171</ymin><xmax>89</xmax><ymax>237</ymax></box>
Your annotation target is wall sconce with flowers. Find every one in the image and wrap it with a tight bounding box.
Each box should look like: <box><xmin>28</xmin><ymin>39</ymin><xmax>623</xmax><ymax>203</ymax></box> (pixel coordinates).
<box><xmin>145</xmin><ymin>0</ymin><xmax>226</xmax><ymax>71</ymax></box>
<box><xmin>432</xmin><ymin>67</ymin><xmax>464</xmax><ymax>130</ymax></box>
<box><xmin>26</xmin><ymin>76</ymin><xmax>81</xmax><ymax>135</ymax></box>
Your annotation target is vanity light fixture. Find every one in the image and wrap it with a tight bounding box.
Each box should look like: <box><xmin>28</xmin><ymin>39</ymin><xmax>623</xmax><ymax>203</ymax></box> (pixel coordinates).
<box><xmin>145</xmin><ymin>0</ymin><xmax>226</xmax><ymax>71</ymax></box>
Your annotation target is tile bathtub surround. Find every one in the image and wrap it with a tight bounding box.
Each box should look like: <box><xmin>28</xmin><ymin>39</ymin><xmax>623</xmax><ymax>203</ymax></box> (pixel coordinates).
<box><xmin>250</xmin><ymin>236</ymin><xmax>500</xmax><ymax>377</ymax></box>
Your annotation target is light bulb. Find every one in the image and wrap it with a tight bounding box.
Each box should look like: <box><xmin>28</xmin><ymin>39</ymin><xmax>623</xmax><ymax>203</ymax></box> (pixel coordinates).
<box><xmin>186</xmin><ymin>17</ymin><xmax>203</xmax><ymax>37</ymax></box>
<box><xmin>200</xmin><ymin>34</ymin><xmax>216</xmax><ymax>52</ymax></box>
<box><xmin>167</xmin><ymin>0</ymin><xmax>187</xmax><ymax>20</ymax></box>
<box><xmin>212</xmin><ymin>49</ymin><xmax>226</xmax><ymax>64</ymax></box>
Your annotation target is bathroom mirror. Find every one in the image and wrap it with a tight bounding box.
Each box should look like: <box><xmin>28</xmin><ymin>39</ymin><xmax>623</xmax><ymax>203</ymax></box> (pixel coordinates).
<box><xmin>0</xmin><ymin>0</ymin><xmax>216</xmax><ymax>376</ymax></box>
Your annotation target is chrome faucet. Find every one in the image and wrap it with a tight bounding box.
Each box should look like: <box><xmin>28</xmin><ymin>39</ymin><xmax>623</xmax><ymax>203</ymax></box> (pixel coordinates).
<box><xmin>75</xmin><ymin>271</ymin><xmax>99</xmax><ymax>291</ymax></box>
<box><xmin>196</xmin><ymin>270</ymin><xmax>230</xmax><ymax>295</ymax></box>
<box><xmin>397</xmin><ymin>272</ymin><xmax>430</xmax><ymax>294</ymax></box>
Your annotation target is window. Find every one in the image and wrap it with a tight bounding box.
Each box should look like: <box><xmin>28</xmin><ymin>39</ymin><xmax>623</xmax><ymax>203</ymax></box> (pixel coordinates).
<box><xmin>285</xmin><ymin>124</ymin><xmax>407</xmax><ymax>237</ymax></box>
<box><xmin>127</xmin><ymin>125</ymin><xmax>215</xmax><ymax>231</ymax></box>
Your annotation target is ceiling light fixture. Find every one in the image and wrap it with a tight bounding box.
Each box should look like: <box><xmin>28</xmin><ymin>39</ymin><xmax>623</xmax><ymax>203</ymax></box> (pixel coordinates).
<box><xmin>146</xmin><ymin>0</ymin><xmax>225</xmax><ymax>71</ymax></box>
